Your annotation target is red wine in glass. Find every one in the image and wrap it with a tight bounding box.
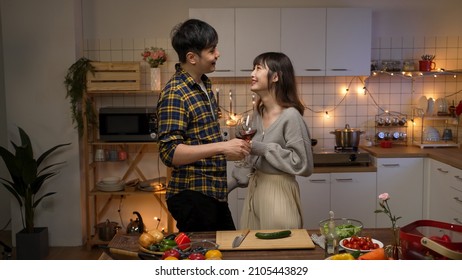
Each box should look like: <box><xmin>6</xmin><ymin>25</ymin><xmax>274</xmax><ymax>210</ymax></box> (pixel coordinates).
<box><xmin>240</xmin><ymin>129</ymin><xmax>257</xmax><ymax>142</ymax></box>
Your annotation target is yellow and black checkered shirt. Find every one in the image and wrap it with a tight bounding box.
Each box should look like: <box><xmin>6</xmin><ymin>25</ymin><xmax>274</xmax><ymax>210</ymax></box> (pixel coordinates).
<box><xmin>157</xmin><ymin>64</ymin><xmax>227</xmax><ymax>201</ymax></box>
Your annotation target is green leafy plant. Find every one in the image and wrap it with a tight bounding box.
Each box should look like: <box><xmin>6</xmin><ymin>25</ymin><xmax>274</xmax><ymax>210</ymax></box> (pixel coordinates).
<box><xmin>0</xmin><ymin>127</ymin><xmax>70</xmax><ymax>233</ymax></box>
<box><xmin>64</xmin><ymin>57</ymin><xmax>96</xmax><ymax>136</ymax></box>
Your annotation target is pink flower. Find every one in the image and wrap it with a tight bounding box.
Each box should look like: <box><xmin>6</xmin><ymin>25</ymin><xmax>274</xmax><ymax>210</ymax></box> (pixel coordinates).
<box><xmin>378</xmin><ymin>193</ymin><xmax>390</xmax><ymax>201</ymax></box>
<box><xmin>141</xmin><ymin>47</ymin><xmax>167</xmax><ymax>68</ymax></box>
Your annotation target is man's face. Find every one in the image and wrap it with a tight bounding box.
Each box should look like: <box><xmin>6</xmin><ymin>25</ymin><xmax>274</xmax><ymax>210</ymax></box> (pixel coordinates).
<box><xmin>196</xmin><ymin>46</ymin><xmax>220</xmax><ymax>74</ymax></box>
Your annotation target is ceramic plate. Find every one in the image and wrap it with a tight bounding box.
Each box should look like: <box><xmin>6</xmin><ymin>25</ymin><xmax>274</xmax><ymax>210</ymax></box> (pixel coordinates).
<box><xmin>417</xmin><ymin>96</ymin><xmax>427</xmax><ymax>111</ymax></box>
<box><xmin>96</xmin><ymin>180</ymin><xmax>125</xmax><ymax>191</ymax></box>
<box><xmin>339</xmin><ymin>237</ymin><xmax>383</xmax><ymax>253</ymax></box>
<box><xmin>435</xmin><ymin>98</ymin><xmax>448</xmax><ymax>113</ymax></box>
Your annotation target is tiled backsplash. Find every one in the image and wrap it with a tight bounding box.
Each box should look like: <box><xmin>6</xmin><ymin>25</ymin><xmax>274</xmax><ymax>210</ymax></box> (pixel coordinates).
<box><xmin>84</xmin><ymin>35</ymin><xmax>462</xmax><ymax>150</ymax></box>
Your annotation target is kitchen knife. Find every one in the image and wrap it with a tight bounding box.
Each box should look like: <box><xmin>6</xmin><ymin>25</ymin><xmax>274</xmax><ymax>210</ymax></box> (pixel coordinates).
<box><xmin>232</xmin><ymin>229</ymin><xmax>250</xmax><ymax>248</ymax></box>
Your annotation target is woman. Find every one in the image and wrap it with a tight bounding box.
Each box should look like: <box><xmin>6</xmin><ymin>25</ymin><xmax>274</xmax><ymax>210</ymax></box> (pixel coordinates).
<box><xmin>234</xmin><ymin>52</ymin><xmax>314</xmax><ymax>230</ymax></box>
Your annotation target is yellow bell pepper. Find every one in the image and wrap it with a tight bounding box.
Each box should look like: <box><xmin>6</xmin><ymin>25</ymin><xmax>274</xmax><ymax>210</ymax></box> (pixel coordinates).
<box><xmin>330</xmin><ymin>253</ymin><xmax>355</xmax><ymax>260</ymax></box>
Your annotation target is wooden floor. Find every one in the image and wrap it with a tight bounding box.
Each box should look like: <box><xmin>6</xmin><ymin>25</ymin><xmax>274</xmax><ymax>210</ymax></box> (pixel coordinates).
<box><xmin>1</xmin><ymin>230</ymin><xmax>105</xmax><ymax>260</ymax></box>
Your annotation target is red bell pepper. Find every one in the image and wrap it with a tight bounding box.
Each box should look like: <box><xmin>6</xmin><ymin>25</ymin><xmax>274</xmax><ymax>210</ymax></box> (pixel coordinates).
<box><xmin>174</xmin><ymin>232</ymin><xmax>191</xmax><ymax>250</ymax></box>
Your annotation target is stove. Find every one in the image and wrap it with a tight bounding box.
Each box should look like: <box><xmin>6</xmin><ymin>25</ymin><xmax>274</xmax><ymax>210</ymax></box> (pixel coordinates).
<box><xmin>313</xmin><ymin>147</ymin><xmax>371</xmax><ymax>167</ymax></box>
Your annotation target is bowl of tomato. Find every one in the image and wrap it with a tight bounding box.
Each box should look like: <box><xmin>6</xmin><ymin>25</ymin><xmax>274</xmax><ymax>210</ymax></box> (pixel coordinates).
<box><xmin>340</xmin><ymin>236</ymin><xmax>383</xmax><ymax>253</ymax></box>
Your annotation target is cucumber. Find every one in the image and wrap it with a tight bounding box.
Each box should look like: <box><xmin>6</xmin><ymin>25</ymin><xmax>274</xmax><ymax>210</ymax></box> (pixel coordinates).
<box><xmin>255</xmin><ymin>230</ymin><xmax>292</xmax><ymax>239</ymax></box>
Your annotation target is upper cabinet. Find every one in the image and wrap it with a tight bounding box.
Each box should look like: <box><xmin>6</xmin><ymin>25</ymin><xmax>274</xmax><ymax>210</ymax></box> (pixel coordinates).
<box><xmin>235</xmin><ymin>8</ymin><xmax>281</xmax><ymax>77</ymax></box>
<box><xmin>189</xmin><ymin>8</ymin><xmax>235</xmax><ymax>77</ymax></box>
<box><xmin>325</xmin><ymin>8</ymin><xmax>372</xmax><ymax>76</ymax></box>
<box><xmin>281</xmin><ymin>8</ymin><xmax>326</xmax><ymax>76</ymax></box>
<box><xmin>190</xmin><ymin>7</ymin><xmax>372</xmax><ymax>77</ymax></box>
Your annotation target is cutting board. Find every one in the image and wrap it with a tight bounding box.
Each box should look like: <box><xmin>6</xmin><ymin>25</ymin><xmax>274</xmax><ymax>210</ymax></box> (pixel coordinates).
<box><xmin>216</xmin><ymin>229</ymin><xmax>315</xmax><ymax>250</ymax></box>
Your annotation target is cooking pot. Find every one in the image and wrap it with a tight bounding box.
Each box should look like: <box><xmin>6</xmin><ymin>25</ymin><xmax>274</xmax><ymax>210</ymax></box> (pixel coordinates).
<box><xmin>330</xmin><ymin>124</ymin><xmax>365</xmax><ymax>148</ymax></box>
<box><xmin>96</xmin><ymin>219</ymin><xmax>119</xmax><ymax>241</ymax></box>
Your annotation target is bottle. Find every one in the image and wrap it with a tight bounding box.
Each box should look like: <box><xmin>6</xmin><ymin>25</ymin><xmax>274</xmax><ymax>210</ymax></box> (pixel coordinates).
<box><xmin>324</xmin><ymin>211</ymin><xmax>339</xmax><ymax>258</ymax></box>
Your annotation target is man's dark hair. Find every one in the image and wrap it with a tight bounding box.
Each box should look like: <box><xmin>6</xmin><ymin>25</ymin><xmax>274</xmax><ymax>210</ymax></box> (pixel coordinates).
<box><xmin>171</xmin><ymin>19</ymin><xmax>218</xmax><ymax>63</ymax></box>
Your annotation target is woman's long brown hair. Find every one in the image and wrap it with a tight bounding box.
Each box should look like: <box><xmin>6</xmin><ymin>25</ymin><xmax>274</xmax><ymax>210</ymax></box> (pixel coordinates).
<box><xmin>253</xmin><ymin>52</ymin><xmax>305</xmax><ymax>115</ymax></box>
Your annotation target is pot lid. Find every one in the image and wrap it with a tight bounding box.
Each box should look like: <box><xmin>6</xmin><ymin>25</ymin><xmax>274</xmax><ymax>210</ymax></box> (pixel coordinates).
<box><xmin>334</xmin><ymin>124</ymin><xmax>361</xmax><ymax>132</ymax></box>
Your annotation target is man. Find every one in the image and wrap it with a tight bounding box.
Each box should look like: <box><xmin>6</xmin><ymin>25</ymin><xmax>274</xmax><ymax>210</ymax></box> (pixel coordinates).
<box><xmin>157</xmin><ymin>19</ymin><xmax>251</xmax><ymax>231</ymax></box>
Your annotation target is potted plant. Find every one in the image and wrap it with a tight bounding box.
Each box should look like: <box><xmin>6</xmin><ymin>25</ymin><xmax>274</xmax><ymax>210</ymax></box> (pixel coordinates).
<box><xmin>64</xmin><ymin>57</ymin><xmax>96</xmax><ymax>136</ymax></box>
<box><xmin>0</xmin><ymin>127</ymin><xmax>70</xmax><ymax>259</ymax></box>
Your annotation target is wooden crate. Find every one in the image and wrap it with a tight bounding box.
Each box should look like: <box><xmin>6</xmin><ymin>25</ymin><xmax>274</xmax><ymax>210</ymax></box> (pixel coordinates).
<box><xmin>86</xmin><ymin>62</ymin><xmax>141</xmax><ymax>91</ymax></box>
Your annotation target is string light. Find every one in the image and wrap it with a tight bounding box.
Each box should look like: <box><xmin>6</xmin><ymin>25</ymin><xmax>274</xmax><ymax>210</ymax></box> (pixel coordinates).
<box><xmin>325</xmin><ymin>111</ymin><xmax>330</xmax><ymax>119</ymax></box>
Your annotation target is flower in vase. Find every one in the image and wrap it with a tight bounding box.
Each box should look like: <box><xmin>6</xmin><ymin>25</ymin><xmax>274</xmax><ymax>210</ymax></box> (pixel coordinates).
<box><xmin>375</xmin><ymin>192</ymin><xmax>402</xmax><ymax>259</ymax></box>
<box><xmin>141</xmin><ymin>47</ymin><xmax>167</xmax><ymax>68</ymax></box>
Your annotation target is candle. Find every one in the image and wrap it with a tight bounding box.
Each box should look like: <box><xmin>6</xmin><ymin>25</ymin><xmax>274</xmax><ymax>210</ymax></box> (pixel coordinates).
<box><xmin>229</xmin><ymin>90</ymin><xmax>233</xmax><ymax>115</ymax></box>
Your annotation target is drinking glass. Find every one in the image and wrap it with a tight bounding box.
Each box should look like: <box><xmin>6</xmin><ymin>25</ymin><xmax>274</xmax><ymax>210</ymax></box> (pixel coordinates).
<box><xmin>234</xmin><ymin>113</ymin><xmax>257</xmax><ymax>167</ymax></box>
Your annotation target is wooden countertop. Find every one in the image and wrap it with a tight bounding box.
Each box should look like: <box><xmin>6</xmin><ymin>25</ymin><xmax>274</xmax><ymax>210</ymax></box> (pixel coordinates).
<box><xmin>106</xmin><ymin>228</ymin><xmax>393</xmax><ymax>260</ymax></box>
<box><xmin>360</xmin><ymin>145</ymin><xmax>462</xmax><ymax>170</ymax></box>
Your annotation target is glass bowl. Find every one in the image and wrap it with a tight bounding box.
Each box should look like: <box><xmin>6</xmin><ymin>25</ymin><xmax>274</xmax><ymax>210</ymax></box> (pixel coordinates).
<box><xmin>319</xmin><ymin>218</ymin><xmax>363</xmax><ymax>240</ymax></box>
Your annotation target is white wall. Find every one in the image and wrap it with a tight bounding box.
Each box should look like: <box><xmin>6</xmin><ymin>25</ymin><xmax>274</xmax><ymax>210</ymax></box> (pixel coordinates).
<box><xmin>1</xmin><ymin>0</ymin><xmax>83</xmax><ymax>246</ymax></box>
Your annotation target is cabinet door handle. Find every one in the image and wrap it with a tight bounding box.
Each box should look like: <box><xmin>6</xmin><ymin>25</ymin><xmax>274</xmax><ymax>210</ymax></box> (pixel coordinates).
<box><xmin>454</xmin><ymin>218</ymin><xmax>462</xmax><ymax>225</ymax></box>
<box><xmin>215</xmin><ymin>69</ymin><xmax>232</xmax><ymax>72</ymax></box>
<box><xmin>381</xmin><ymin>164</ymin><xmax>400</xmax><ymax>167</ymax></box>
<box><xmin>437</xmin><ymin>168</ymin><xmax>449</xmax><ymax>173</ymax></box>
<box><xmin>454</xmin><ymin>197</ymin><xmax>462</xmax><ymax>203</ymax></box>
<box><xmin>335</xmin><ymin>178</ymin><xmax>353</xmax><ymax>182</ymax></box>
<box><xmin>309</xmin><ymin>179</ymin><xmax>327</xmax><ymax>183</ymax></box>
<box><xmin>304</xmin><ymin>69</ymin><xmax>323</xmax><ymax>72</ymax></box>
<box><xmin>329</xmin><ymin>68</ymin><xmax>348</xmax><ymax>71</ymax></box>
<box><xmin>239</xmin><ymin>69</ymin><xmax>253</xmax><ymax>72</ymax></box>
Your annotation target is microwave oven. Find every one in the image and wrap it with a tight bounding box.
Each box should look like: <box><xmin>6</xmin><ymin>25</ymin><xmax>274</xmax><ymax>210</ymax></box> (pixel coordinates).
<box><xmin>99</xmin><ymin>107</ymin><xmax>157</xmax><ymax>142</ymax></box>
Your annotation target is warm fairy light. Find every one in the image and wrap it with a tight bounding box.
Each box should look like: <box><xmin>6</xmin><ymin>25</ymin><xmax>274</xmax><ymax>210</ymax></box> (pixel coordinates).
<box><xmin>325</xmin><ymin>111</ymin><xmax>330</xmax><ymax>119</ymax></box>
<box><xmin>226</xmin><ymin>113</ymin><xmax>238</xmax><ymax>126</ymax></box>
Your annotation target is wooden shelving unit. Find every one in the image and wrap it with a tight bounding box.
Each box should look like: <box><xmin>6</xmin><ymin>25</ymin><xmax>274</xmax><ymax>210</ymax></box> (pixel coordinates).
<box><xmin>81</xmin><ymin>88</ymin><xmax>173</xmax><ymax>249</ymax></box>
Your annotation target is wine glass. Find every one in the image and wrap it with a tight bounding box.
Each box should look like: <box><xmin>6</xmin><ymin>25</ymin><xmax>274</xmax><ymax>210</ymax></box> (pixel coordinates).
<box><xmin>234</xmin><ymin>113</ymin><xmax>257</xmax><ymax>167</ymax></box>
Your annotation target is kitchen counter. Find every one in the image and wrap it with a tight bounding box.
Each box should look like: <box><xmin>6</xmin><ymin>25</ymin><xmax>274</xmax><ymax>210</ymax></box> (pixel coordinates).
<box><xmin>106</xmin><ymin>228</ymin><xmax>393</xmax><ymax>260</ymax></box>
<box><xmin>360</xmin><ymin>145</ymin><xmax>462</xmax><ymax>170</ymax></box>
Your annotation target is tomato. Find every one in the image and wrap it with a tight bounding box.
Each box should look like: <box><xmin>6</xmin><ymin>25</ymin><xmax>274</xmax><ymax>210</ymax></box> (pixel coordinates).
<box><xmin>343</xmin><ymin>236</ymin><xmax>378</xmax><ymax>251</ymax></box>
<box><xmin>162</xmin><ymin>249</ymin><xmax>180</xmax><ymax>260</ymax></box>
<box><xmin>188</xmin><ymin>252</ymin><xmax>206</xmax><ymax>260</ymax></box>
<box><xmin>430</xmin><ymin>234</ymin><xmax>451</xmax><ymax>243</ymax></box>
<box><xmin>441</xmin><ymin>234</ymin><xmax>451</xmax><ymax>242</ymax></box>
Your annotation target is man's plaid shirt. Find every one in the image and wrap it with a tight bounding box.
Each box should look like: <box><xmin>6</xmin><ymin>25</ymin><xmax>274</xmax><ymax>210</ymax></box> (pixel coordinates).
<box><xmin>157</xmin><ymin>64</ymin><xmax>227</xmax><ymax>201</ymax></box>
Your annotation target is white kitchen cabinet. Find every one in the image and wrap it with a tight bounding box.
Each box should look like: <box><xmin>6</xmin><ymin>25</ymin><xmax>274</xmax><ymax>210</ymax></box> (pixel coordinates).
<box><xmin>298</xmin><ymin>172</ymin><xmax>377</xmax><ymax>229</ymax></box>
<box><xmin>297</xmin><ymin>174</ymin><xmax>331</xmax><ymax>229</ymax></box>
<box><xmin>427</xmin><ymin>159</ymin><xmax>462</xmax><ymax>225</ymax></box>
<box><xmin>281</xmin><ymin>8</ymin><xmax>326</xmax><ymax>76</ymax></box>
<box><xmin>325</xmin><ymin>8</ymin><xmax>372</xmax><ymax>76</ymax></box>
<box><xmin>189</xmin><ymin>8</ymin><xmax>235</xmax><ymax>77</ymax></box>
<box><xmin>235</xmin><ymin>8</ymin><xmax>281</xmax><ymax>77</ymax></box>
<box><xmin>375</xmin><ymin>158</ymin><xmax>424</xmax><ymax>228</ymax></box>
<box><xmin>282</xmin><ymin>8</ymin><xmax>371</xmax><ymax>76</ymax></box>
<box><xmin>330</xmin><ymin>172</ymin><xmax>377</xmax><ymax>228</ymax></box>
<box><xmin>190</xmin><ymin>8</ymin><xmax>371</xmax><ymax>77</ymax></box>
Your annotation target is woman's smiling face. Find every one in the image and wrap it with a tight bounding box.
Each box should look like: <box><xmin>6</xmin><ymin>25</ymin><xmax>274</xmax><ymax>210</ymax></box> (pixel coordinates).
<box><xmin>251</xmin><ymin>62</ymin><xmax>277</xmax><ymax>94</ymax></box>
